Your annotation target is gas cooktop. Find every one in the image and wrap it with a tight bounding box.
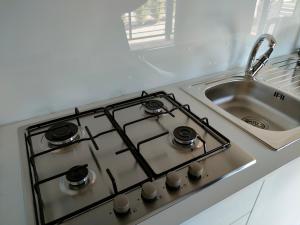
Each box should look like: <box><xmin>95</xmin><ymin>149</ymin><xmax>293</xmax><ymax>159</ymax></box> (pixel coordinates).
<box><xmin>19</xmin><ymin>91</ymin><xmax>255</xmax><ymax>225</ymax></box>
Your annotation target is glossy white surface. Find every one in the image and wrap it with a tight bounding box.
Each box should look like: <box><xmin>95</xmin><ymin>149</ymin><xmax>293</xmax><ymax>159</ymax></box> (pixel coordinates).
<box><xmin>181</xmin><ymin>181</ymin><xmax>262</xmax><ymax>225</ymax></box>
<box><xmin>231</xmin><ymin>213</ymin><xmax>250</xmax><ymax>225</ymax></box>
<box><xmin>248</xmin><ymin>157</ymin><xmax>300</xmax><ymax>225</ymax></box>
<box><xmin>0</xmin><ymin>0</ymin><xmax>300</xmax><ymax>125</ymax></box>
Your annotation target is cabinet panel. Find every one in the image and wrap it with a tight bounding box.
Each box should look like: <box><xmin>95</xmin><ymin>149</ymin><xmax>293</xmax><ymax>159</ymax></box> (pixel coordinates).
<box><xmin>248</xmin><ymin>157</ymin><xmax>300</xmax><ymax>225</ymax></box>
<box><xmin>181</xmin><ymin>180</ymin><xmax>262</xmax><ymax>225</ymax></box>
<box><xmin>230</xmin><ymin>213</ymin><xmax>249</xmax><ymax>225</ymax></box>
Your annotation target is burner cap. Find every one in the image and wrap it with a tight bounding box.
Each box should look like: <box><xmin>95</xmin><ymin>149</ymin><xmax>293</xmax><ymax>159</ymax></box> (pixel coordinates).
<box><xmin>144</xmin><ymin>100</ymin><xmax>164</xmax><ymax>114</ymax></box>
<box><xmin>173</xmin><ymin>126</ymin><xmax>197</xmax><ymax>145</ymax></box>
<box><xmin>66</xmin><ymin>165</ymin><xmax>89</xmax><ymax>187</ymax></box>
<box><xmin>45</xmin><ymin>122</ymin><xmax>79</xmax><ymax>145</ymax></box>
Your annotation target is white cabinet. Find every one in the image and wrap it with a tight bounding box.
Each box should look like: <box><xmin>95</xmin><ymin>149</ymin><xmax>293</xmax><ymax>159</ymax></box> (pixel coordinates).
<box><xmin>181</xmin><ymin>181</ymin><xmax>263</xmax><ymax>225</ymax></box>
<box><xmin>231</xmin><ymin>213</ymin><xmax>250</xmax><ymax>225</ymax></box>
<box><xmin>181</xmin><ymin>156</ymin><xmax>300</xmax><ymax>225</ymax></box>
<box><xmin>247</xmin><ymin>157</ymin><xmax>300</xmax><ymax>225</ymax></box>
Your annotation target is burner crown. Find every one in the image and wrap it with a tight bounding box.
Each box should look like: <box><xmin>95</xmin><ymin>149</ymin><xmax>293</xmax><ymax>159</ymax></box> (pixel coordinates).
<box><xmin>66</xmin><ymin>165</ymin><xmax>89</xmax><ymax>187</ymax></box>
<box><xmin>144</xmin><ymin>100</ymin><xmax>164</xmax><ymax>114</ymax></box>
<box><xmin>45</xmin><ymin>122</ymin><xmax>79</xmax><ymax>145</ymax></box>
<box><xmin>173</xmin><ymin>126</ymin><xmax>197</xmax><ymax>145</ymax></box>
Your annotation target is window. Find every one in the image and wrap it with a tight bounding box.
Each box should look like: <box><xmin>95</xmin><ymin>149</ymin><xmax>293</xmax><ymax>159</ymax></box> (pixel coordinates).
<box><xmin>251</xmin><ymin>0</ymin><xmax>298</xmax><ymax>35</ymax></box>
<box><xmin>122</xmin><ymin>0</ymin><xmax>176</xmax><ymax>49</ymax></box>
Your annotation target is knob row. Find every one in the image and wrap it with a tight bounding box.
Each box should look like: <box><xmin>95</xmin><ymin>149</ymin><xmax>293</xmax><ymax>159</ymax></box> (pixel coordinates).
<box><xmin>113</xmin><ymin>162</ymin><xmax>204</xmax><ymax>214</ymax></box>
<box><xmin>113</xmin><ymin>182</ymin><xmax>158</xmax><ymax>215</ymax></box>
<box><xmin>166</xmin><ymin>161</ymin><xmax>204</xmax><ymax>189</ymax></box>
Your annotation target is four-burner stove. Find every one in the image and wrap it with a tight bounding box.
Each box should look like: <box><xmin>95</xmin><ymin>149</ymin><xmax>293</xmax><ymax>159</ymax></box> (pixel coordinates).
<box><xmin>19</xmin><ymin>91</ymin><xmax>255</xmax><ymax>225</ymax></box>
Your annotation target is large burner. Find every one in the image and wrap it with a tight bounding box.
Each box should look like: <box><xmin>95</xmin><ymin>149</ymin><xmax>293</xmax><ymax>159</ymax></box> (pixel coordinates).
<box><xmin>66</xmin><ymin>165</ymin><xmax>89</xmax><ymax>189</ymax></box>
<box><xmin>144</xmin><ymin>100</ymin><xmax>164</xmax><ymax>114</ymax></box>
<box><xmin>173</xmin><ymin>126</ymin><xmax>197</xmax><ymax>145</ymax></box>
<box><xmin>45</xmin><ymin>122</ymin><xmax>79</xmax><ymax>146</ymax></box>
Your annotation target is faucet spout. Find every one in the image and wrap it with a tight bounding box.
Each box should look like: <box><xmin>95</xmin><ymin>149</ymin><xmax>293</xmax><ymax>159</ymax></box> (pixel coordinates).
<box><xmin>245</xmin><ymin>34</ymin><xmax>276</xmax><ymax>79</ymax></box>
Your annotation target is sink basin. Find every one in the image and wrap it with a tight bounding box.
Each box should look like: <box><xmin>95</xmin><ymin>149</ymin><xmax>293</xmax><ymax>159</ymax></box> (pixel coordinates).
<box><xmin>205</xmin><ymin>80</ymin><xmax>300</xmax><ymax>131</ymax></box>
<box><xmin>183</xmin><ymin>76</ymin><xmax>300</xmax><ymax>150</ymax></box>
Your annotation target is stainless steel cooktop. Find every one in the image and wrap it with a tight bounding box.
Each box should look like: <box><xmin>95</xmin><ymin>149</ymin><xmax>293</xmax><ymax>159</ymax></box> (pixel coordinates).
<box><xmin>18</xmin><ymin>91</ymin><xmax>255</xmax><ymax>225</ymax></box>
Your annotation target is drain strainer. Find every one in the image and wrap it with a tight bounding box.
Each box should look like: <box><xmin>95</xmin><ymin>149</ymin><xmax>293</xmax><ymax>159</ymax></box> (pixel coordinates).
<box><xmin>241</xmin><ymin>116</ymin><xmax>270</xmax><ymax>130</ymax></box>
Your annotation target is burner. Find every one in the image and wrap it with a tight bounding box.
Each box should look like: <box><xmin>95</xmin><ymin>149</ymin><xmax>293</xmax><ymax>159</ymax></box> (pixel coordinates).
<box><xmin>45</xmin><ymin>122</ymin><xmax>79</xmax><ymax>146</ymax></box>
<box><xmin>173</xmin><ymin>126</ymin><xmax>197</xmax><ymax>145</ymax></box>
<box><xmin>144</xmin><ymin>100</ymin><xmax>164</xmax><ymax>114</ymax></box>
<box><xmin>60</xmin><ymin>168</ymin><xmax>96</xmax><ymax>195</ymax></box>
<box><xmin>65</xmin><ymin>165</ymin><xmax>89</xmax><ymax>189</ymax></box>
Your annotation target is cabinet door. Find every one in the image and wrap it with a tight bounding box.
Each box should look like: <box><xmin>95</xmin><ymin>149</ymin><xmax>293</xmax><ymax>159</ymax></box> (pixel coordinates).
<box><xmin>248</xmin><ymin>157</ymin><xmax>300</xmax><ymax>225</ymax></box>
<box><xmin>231</xmin><ymin>213</ymin><xmax>249</xmax><ymax>225</ymax></box>
<box><xmin>181</xmin><ymin>180</ymin><xmax>263</xmax><ymax>225</ymax></box>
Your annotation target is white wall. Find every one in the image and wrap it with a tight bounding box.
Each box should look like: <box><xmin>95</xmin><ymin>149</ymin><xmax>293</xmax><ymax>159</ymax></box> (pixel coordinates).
<box><xmin>0</xmin><ymin>0</ymin><xmax>300</xmax><ymax>125</ymax></box>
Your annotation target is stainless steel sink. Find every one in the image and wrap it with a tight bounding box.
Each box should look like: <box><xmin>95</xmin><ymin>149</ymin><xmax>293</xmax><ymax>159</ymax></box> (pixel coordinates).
<box><xmin>183</xmin><ymin>75</ymin><xmax>300</xmax><ymax>150</ymax></box>
<box><xmin>205</xmin><ymin>80</ymin><xmax>300</xmax><ymax>131</ymax></box>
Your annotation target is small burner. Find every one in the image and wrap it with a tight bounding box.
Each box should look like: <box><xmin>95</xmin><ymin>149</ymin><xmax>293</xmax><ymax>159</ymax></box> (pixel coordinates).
<box><xmin>59</xmin><ymin>168</ymin><xmax>96</xmax><ymax>195</ymax></box>
<box><xmin>66</xmin><ymin>165</ymin><xmax>89</xmax><ymax>189</ymax></box>
<box><xmin>45</xmin><ymin>122</ymin><xmax>79</xmax><ymax>146</ymax></box>
<box><xmin>173</xmin><ymin>126</ymin><xmax>197</xmax><ymax>145</ymax></box>
<box><xmin>144</xmin><ymin>100</ymin><xmax>164</xmax><ymax>114</ymax></box>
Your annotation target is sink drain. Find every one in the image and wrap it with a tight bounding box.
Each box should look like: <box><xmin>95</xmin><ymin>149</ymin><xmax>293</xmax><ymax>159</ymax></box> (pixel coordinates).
<box><xmin>241</xmin><ymin>116</ymin><xmax>270</xmax><ymax>130</ymax></box>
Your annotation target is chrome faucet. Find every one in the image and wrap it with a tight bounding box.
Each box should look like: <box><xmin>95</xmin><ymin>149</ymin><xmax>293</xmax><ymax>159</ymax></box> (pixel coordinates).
<box><xmin>245</xmin><ymin>34</ymin><xmax>276</xmax><ymax>79</ymax></box>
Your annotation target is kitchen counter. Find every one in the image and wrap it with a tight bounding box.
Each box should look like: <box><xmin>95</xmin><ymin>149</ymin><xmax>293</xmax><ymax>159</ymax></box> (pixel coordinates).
<box><xmin>1</xmin><ymin>68</ymin><xmax>300</xmax><ymax>225</ymax></box>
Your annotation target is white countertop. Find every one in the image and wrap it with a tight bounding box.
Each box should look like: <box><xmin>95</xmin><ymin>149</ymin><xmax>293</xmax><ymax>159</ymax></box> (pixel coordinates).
<box><xmin>1</xmin><ymin>76</ymin><xmax>300</xmax><ymax>225</ymax></box>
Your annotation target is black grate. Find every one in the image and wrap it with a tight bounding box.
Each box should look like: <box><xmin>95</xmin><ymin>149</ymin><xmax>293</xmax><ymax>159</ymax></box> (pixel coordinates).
<box><xmin>25</xmin><ymin>107</ymin><xmax>151</xmax><ymax>225</ymax></box>
<box><xmin>106</xmin><ymin>91</ymin><xmax>230</xmax><ymax>177</ymax></box>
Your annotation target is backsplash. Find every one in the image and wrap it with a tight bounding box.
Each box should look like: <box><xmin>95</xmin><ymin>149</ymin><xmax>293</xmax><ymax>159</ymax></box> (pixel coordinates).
<box><xmin>0</xmin><ymin>0</ymin><xmax>300</xmax><ymax>125</ymax></box>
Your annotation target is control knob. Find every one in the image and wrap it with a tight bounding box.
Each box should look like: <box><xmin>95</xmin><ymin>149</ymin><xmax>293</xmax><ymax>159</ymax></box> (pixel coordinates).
<box><xmin>188</xmin><ymin>162</ymin><xmax>204</xmax><ymax>179</ymax></box>
<box><xmin>166</xmin><ymin>171</ymin><xmax>182</xmax><ymax>190</ymax></box>
<box><xmin>113</xmin><ymin>194</ymin><xmax>130</xmax><ymax>214</ymax></box>
<box><xmin>141</xmin><ymin>182</ymin><xmax>158</xmax><ymax>201</ymax></box>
